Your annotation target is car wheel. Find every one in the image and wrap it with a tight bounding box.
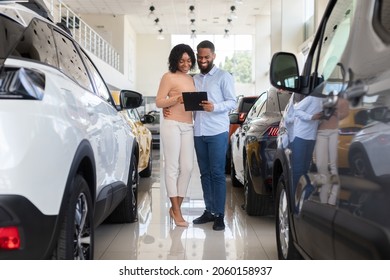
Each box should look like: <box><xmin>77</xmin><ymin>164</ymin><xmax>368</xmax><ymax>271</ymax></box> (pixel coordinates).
<box><xmin>53</xmin><ymin>175</ymin><xmax>94</xmax><ymax>260</ymax></box>
<box><xmin>275</xmin><ymin>174</ymin><xmax>301</xmax><ymax>260</ymax></box>
<box><xmin>140</xmin><ymin>143</ymin><xmax>153</xmax><ymax>178</ymax></box>
<box><xmin>244</xmin><ymin>161</ymin><xmax>273</xmax><ymax>216</ymax></box>
<box><xmin>106</xmin><ymin>152</ymin><xmax>139</xmax><ymax>223</ymax></box>
<box><xmin>350</xmin><ymin>149</ymin><xmax>374</xmax><ymax>179</ymax></box>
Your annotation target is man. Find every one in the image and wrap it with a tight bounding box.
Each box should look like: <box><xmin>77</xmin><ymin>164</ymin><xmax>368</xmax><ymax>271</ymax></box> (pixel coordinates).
<box><xmin>191</xmin><ymin>40</ymin><xmax>236</xmax><ymax>231</ymax></box>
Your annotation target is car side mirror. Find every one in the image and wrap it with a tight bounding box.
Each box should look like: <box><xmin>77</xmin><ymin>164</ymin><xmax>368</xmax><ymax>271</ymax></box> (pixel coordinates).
<box><xmin>120</xmin><ymin>90</ymin><xmax>143</xmax><ymax>109</ymax></box>
<box><xmin>270</xmin><ymin>52</ymin><xmax>300</xmax><ymax>92</ymax></box>
<box><xmin>141</xmin><ymin>114</ymin><xmax>155</xmax><ymax>124</ymax></box>
<box><xmin>229</xmin><ymin>112</ymin><xmax>240</xmax><ymax>124</ymax></box>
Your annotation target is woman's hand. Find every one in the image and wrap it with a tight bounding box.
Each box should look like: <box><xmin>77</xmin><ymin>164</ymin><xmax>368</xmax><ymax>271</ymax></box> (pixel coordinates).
<box><xmin>176</xmin><ymin>95</ymin><xmax>183</xmax><ymax>104</ymax></box>
<box><xmin>163</xmin><ymin>107</ymin><xmax>171</xmax><ymax>118</ymax></box>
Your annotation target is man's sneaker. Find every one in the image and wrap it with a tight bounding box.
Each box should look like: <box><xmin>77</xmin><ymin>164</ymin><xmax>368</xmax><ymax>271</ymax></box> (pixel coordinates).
<box><xmin>193</xmin><ymin>210</ymin><xmax>215</xmax><ymax>224</ymax></box>
<box><xmin>212</xmin><ymin>216</ymin><xmax>225</xmax><ymax>231</ymax></box>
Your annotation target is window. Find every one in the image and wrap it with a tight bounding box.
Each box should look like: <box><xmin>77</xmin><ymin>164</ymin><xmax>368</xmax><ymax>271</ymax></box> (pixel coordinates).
<box><xmin>12</xmin><ymin>18</ymin><xmax>57</xmax><ymax>67</ymax></box>
<box><xmin>53</xmin><ymin>30</ymin><xmax>92</xmax><ymax>90</ymax></box>
<box><xmin>80</xmin><ymin>50</ymin><xmax>112</xmax><ymax>104</ymax></box>
<box><xmin>373</xmin><ymin>0</ymin><xmax>390</xmax><ymax>44</ymax></box>
<box><xmin>126</xmin><ymin>108</ymin><xmax>140</xmax><ymax>122</ymax></box>
<box><xmin>310</xmin><ymin>0</ymin><xmax>356</xmax><ymax>89</ymax></box>
<box><xmin>256</xmin><ymin>92</ymin><xmax>268</xmax><ymax>118</ymax></box>
<box><xmin>247</xmin><ymin>92</ymin><xmax>267</xmax><ymax>121</ymax></box>
<box><xmin>172</xmin><ymin>34</ymin><xmax>254</xmax><ymax>95</ymax></box>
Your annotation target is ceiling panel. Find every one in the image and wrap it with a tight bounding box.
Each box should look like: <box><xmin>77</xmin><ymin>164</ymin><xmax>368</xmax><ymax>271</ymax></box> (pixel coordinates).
<box><xmin>60</xmin><ymin>0</ymin><xmax>271</xmax><ymax>35</ymax></box>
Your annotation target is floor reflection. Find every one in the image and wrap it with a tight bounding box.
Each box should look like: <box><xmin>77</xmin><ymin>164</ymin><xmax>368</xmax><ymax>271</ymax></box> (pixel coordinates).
<box><xmin>94</xmin><ymin>148</ymin><xmax>277</xmax><ymax>260</ymax></box>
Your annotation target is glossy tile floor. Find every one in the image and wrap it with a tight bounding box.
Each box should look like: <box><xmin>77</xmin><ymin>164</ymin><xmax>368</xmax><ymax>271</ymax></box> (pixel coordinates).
<box><xmin>95</xmin><ymin>149</ymin><xmax>278</xmax><ymax>260</ymax></box>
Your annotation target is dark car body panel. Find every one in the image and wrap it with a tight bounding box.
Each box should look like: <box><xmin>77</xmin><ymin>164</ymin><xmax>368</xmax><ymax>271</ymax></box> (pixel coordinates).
<box><xmin>270</xmin><ymin>0</ymin><xmax>390</xmax><ymax>259</ymax></box>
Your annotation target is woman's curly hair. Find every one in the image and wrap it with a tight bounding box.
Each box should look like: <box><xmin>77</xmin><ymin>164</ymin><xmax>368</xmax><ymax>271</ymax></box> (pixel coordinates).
<box><xmin>168</xmin><ymin>44</ymin><xmax>196</xmax><ymax>73</ymax></box>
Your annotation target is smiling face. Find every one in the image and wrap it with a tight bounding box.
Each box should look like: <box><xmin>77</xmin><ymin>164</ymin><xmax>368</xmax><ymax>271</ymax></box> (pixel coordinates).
<box><xmin>177</xmin><ymin>52</ymin><xmax>193</xmax><ymax>74</ymax></box>
<box><xmin>196</xmin><ymin>47</ymin><xmax>216</xmax><ymax>74</ymax></box>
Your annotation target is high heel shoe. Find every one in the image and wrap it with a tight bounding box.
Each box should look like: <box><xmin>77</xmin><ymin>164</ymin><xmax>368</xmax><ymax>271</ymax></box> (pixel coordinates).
<box><xmin>169</xmin><ymin>208</ymin><xmax>189</xmax><ymax>227</ymax></box>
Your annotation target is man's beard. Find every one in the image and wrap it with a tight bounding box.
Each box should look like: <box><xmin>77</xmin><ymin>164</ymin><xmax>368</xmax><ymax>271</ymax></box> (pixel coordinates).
<box><xmin>199</xmin><ymin>62</ymin><xmax>214</xmax><ymax>74</ymax></box>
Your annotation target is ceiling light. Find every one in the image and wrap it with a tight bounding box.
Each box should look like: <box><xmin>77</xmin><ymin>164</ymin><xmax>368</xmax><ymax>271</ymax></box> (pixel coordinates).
<box><xmin>227</xmin><ymin>18</ymin><xmax>233</xmax><ymax>27</ymax></box>
<box><xmin>148</xmin><ymin>5</ymin><xmax>155</xmax><ymax>18</ymax></box>
<box><xmin>154</xmin><ymin>17</ymin><xmax>161</xmax><ymax>30</ymax></box>
<box><xmin>224</xmin><ymin>29</ymin><xmax>230</xmax><ymax>39</ymax></box>
<box><xmin>190</xmin><ymin>29</ymin><xmax>196</xmax><ymax>39</ymax></box>
<box><xmin>230</xmin><ymin>5</ymin><xmax>238</xmax><ymax>19</ymax></box>
<box><xmin>189</xmin><ymin>5</ymin><xmax>195</xmax><ymax>20</ymax></box>
<box><xmin>157</xmin><ymin>29</ymin><xmax>165</xmax><ymax>40</ymax></box>
<box><xmin>190</xmin><ymin>19</ymin><xmax>195</xmax><ymax>27</ymax></box>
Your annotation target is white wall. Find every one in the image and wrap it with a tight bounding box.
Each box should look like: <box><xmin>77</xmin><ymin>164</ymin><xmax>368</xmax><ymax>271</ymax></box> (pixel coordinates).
<box><xmin>80</xmin><ymin>14</ymin><xmax>137</xmax><ymax>89</ymax></box>
<box><xmin>136</xmin><ymin>35</ymin><xmax>172</xmax><ymax>96</ymax></box>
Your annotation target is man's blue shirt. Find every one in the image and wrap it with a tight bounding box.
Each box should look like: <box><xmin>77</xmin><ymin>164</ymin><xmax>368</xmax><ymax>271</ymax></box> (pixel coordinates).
<box><xmin>193</xmin><ymin>65</ymin><xmax>236</xmax><ymax>136</ymax></box>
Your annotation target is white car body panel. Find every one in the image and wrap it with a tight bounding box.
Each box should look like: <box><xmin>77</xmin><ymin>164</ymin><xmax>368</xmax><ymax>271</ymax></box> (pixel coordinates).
<box><xmin>231</xmin><ymin>126</ymin><xmax>245</xmax><ymax>184</ymax></box>
<box><xmin>0</xmin><ymin>59</ymin><xmax>134</xmax><ymax>215</ymax></box>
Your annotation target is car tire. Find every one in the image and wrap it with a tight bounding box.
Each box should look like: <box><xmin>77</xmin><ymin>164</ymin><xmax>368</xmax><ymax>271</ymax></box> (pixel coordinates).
<box><xmin>244</xmin><ymin>161</ymin><xmax>273</xmax><ymax>216</ymax></box>
<box><xmin>275</xmin><ymin>174</ymin><xmax>301</xmax><ymax>260</ymax></box>
<box><xmin>106</xmin><ymin>152</ymin><xmax>139</xmax><ymax>223</ymax></box>
<box><xmin>140</xmin><ymin>143</ymin><xmax>153</xmax><ymax>178</ymax></box>
<box><xmin>52</xmin><ymin>175</ymin><xmax>94</xmax><ymax>260</ymax></box>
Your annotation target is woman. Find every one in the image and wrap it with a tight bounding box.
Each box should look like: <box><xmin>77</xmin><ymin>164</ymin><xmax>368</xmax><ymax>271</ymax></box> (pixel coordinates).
<box><xmin>156</xmin><ymin>44</ymin><xmax>196</xmax><ymax>227</ymax></box>
<box><xmin>315</xmin><ymin>96</ymin><xmax>349</xmax><ymax>204</ymax></box>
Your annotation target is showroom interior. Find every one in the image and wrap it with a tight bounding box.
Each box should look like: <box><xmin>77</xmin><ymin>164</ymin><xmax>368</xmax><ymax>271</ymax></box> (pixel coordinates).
<box><xmin>6</xmin><ymin>0</ymin><xmax>329</xmax><ymax>260</ymax></box>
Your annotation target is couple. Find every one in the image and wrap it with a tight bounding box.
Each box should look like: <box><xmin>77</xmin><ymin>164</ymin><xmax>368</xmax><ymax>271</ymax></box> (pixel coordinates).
<box><xmin>155</xmin><ymin>40</ymin><xmax>236</xmax><ymax>231</ymax></box>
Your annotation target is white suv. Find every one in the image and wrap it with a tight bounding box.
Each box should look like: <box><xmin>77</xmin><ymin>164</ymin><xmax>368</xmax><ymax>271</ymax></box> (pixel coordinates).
<box><xmin>0</xmin><ymin>2</ymin><xmax>141</xmax><ymax>259</ymax></box>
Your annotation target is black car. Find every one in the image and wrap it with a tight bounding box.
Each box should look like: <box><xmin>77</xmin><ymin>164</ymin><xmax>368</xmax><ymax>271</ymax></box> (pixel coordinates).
<box><xmin>270</xmin><ymin>0</ymin><xmax>390</xmax><ymax>259</ymax></box>
<box><xmin>230</xmin><ymin>87</ymin><xmax>290</xmax><ymax>216</ymax></box>
<box><xmin>144</xmin><ymin>110</ymin><xmax>160</xmax><ymax>149</ymax></box>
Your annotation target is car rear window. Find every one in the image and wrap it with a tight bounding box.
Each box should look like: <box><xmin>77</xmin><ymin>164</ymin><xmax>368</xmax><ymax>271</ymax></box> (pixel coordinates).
<box><xmin>238</xmin><ymin>97</ymin><xmax>257</xmax><ymax>113</ymax></box>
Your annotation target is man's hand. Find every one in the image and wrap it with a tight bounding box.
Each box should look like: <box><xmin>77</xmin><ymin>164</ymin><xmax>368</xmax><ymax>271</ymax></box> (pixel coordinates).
<box><xmin>312</xmin><ymin>111</ymin><xmax>323</xmax><ymax>120</ymax></box>
<box><xmin>200</xmin><ymin>100</ymin><xmax>214</xmax><ymax>112</ymax></box>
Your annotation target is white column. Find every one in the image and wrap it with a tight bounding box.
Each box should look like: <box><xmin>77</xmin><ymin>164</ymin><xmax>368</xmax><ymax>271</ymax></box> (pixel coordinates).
<box><xmin>270</xmin><ymin>0</ymin><xmax>305</xmax><ymax>55</ymax></box>
<box><xmin>254</xmin><ymin>15</ymin><xmax>271</xmax><ymax>93</ymax></box>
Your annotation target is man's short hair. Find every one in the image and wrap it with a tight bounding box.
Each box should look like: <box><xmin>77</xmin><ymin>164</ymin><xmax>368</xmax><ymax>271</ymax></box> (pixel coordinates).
<box><xmin>197</xmin><ymin>40</ymin><xmax>215</xmax><ymax>53</ymax></box>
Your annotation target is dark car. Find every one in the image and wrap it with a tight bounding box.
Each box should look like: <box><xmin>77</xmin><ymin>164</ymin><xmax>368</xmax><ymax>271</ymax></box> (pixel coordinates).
<box><xmin>226</xmin><ymin>95</ymin><xmax>258</xmax><ymax>173</ymax></box>
<box><xmin>230</xmin><ymin>87</ymin><xmax>290</xmax><ymax>216</ymax></box>
<box><xmin>270</xmin><ymin>0</ymin><xmax>390</xmax><ymax>259</ymax></box>
<box><xmin>144</xmin><ymin>110</ymin><xmax>160</xmax><ymax>149</ymax></box>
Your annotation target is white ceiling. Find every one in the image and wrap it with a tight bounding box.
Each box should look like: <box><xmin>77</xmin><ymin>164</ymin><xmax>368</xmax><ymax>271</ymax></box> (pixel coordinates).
<box><xmin>60</xmin><ymin>0</ymin><xmax>271</xmax><ymax>36</ymax></box>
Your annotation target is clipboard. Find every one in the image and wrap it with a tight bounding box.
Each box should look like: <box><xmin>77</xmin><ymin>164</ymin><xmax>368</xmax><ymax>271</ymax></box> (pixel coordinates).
<box><xmin>182</xmin><ymin>91</ymin><xmax>208</xmax><ymax>111</ymax></box>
